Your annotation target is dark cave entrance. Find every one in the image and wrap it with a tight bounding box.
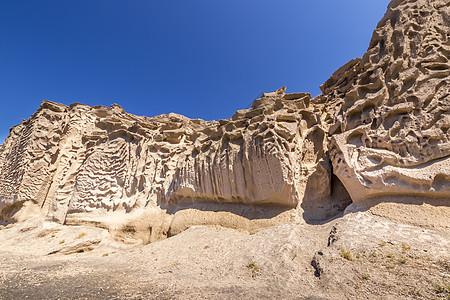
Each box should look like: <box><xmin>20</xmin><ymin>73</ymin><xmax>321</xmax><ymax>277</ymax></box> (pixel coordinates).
<box><xmin>301</xmin><ymin>167</ymin><xmax>353</xmax><ymax>224</ymax></box>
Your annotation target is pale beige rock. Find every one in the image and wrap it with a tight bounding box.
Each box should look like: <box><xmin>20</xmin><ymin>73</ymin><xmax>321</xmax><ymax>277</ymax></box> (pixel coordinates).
<box><xmin>0</xmin><ymin>1</ymin><xmax>449</xmax><ymax>297</ymax></box>
<box><xmin>0</xmin><ymin>0</ymin><xmax>448</xmax><ymax>237</ymax></box>
<box><xmin>0</xmin><ymin>88</ymin><xmax>349</xmax><ymax>232</ymax></box>
<box><xmin>320</xmin><ymin>0</ymin><xmax>450</xmax><ymax>202</ymax></box>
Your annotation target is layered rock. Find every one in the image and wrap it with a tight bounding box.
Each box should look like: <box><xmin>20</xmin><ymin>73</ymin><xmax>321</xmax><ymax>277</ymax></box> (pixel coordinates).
<box><xmin>0</xmin><ymin>0</ymin><xmax>448</xmax><ymax>232</ymax></box>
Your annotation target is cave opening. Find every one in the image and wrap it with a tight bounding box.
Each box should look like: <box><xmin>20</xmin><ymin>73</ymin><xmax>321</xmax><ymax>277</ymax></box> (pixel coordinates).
<box><xmin>301</xmin><ymin>164</ymin><xmax>353</xmax><ymax>224</ymax></box>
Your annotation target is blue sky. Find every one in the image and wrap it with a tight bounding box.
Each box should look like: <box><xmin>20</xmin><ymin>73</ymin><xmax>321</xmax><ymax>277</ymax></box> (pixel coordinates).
<box><xmin>0</xmin><ymin>0</ymin><xmax>391</xmax><ymax>144</ymax></box>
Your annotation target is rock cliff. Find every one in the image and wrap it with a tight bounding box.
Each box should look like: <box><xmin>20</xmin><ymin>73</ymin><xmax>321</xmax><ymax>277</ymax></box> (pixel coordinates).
<box><xmin>0</xmin><ymin>0</ymin><xmax>448</xmax><ymax>236</ymax></box>
<box><xmin>321</xmin><ymin>0</ymin><xmax>450</xmax><ymax>201</ymax></box>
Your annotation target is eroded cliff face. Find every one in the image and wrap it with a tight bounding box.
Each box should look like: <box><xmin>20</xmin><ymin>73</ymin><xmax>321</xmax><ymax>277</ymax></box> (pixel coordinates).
<box><xmin>0</xmin><ymin>88</ymin><xmax>349</xmax><ymax>228</ymax></box>
<box><xmin>320</xmin><ymin>0</ymin><xmax>450</xmax><ymax>201</ymax></box>
<box><xmin>0</xmin><ymin>0</ymin><xmax>448</xmax><ymax>233</ymax></box>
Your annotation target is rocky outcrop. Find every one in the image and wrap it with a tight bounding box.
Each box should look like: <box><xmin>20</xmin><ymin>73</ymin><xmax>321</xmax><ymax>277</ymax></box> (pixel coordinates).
<box><xmin>0</xmin><ymin>87</ymin><xmax>350</xmax><ymax>226</ymax></box>
<box><xmin>0</xmin><ymin>0</ymin><xmax>448</xmax><ymax>233</ymax></box>
<box><xmin>320</xmin><ymin>0</ymin><xmax>449</xmax><ymax>201</ymax></box>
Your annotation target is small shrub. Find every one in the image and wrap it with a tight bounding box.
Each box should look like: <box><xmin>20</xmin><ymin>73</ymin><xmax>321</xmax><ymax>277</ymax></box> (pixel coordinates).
<box><xmin>387</xmin><ymin>264</ymin><xmax>395</xmax><ymax>269</ymax></box>
<box><xmin>387</xmin><ymin>253</ymin><xmax>393</xmax><ymax>258</ymax></box>
<box><xmin>435</xmin><ymin>284</ymin><xmax>445</xmax><ymax>293</ymax></box>
<box><xmin>361</xmin><ymin>273</ymin><xmax>370</xmax><ymax>280</ymax></box>
<box><xmin>51</xmin><ymin>234</ymin><xmax>55</xmax><ymax>238</ymax></box>
<box><xmin>59</xmin><ymin>240</ymin><xmax>65</xmax><ymax>244</ymax></box>
<box><xmin>247</xmin><ymin>262</ymin><xmax>259</xmax><ymax>271</ymax></box>
<box><xmin>102</xmin><ymin>253</ymin><xmax>109</xmax><ymax>257</ymax></box>
<box><xmin>379</xmin><ymin>242</ymin><xmax>386</xmax><ymax>246</ymax></box>
<box><xmin>340</xmin><ymin>249</ymin><xmax>352</xmax><ymax>260</ymax></box>
<box><xmin>402</xmin><ymin>243</ymin><xmax>410</xmax><ymax>252</ymax></box>
<box><xmin>76</xmin><ymin>232</ymin><xmax>87</xmax><ymax>239</ymax></box>
<box><xmin>247</xmin><ymin>262</ymin><xmax>261</xmax><ymax>277</ymax></box>
<box><xmin>398</xmin><ymin>258</ymin><xmax>406</xmax><ymax>264</ymax></box>
<box><xmin>434</xmin><ymin>281</ymin><xmax>450</xmax><ymax>294</ymax></box>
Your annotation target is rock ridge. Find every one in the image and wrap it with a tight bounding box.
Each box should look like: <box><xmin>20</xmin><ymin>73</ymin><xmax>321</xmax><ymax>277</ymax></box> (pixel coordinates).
<box><xmin>0</xmin><ymin>0</ymin><xmax>448</xmax><ymax>238</ymax></box>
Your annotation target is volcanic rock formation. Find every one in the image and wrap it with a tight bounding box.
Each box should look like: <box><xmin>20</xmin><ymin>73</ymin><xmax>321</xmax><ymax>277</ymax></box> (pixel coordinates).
<box><xmin>0</xmin><ymin>0</ymin><xmax>448</xmax><ymax>238</ymax></box>
<box><xmin>321</xmin><ymin>0</ymin><xmax>450</xmax><ymax>201</ymax></box>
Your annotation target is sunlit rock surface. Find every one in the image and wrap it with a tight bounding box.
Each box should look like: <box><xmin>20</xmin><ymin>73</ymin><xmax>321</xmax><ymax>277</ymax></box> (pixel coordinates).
<box><xmin>319</xmin><ymin>0</ymin><xmax>449</xmax><ymax>201</ymax></box>
<box><xmin>0</xmin><ymin>0</ymin><xmax>448</xmax><ymax>232</ymax></box>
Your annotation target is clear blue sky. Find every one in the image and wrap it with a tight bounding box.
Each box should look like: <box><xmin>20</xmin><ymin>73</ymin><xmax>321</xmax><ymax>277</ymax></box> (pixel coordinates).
<box><xmin>0</xmin><ymin>0</ymin><xmax>391</xmax><ymax>144</ymax></box>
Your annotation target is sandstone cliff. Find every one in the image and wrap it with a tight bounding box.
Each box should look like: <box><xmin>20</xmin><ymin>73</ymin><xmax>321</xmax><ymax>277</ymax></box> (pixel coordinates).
<box><xmin>321</xmin><ymin>0</ymin><xmax>450</xmax><ymax>201</ymax></box>
<box><xmin>0</xmin><ymin>0</ymin><xmax>448</xmax><ymax>238</ymax></box>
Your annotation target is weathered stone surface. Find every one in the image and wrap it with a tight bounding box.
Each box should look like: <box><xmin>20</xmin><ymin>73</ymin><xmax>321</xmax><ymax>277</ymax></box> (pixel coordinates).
<box><xmin>0</xmin><ymin>0</ymin><xmax>448</xmax><ymax>232</ymax></box>
<box><xmin>0</xmin><ymin>87</ymin><xmax>348</xmax><ymax>226</ymax></box>
<box><xmin>319</xmin><ymin>0</ymin><xmax>450</xmax><ymax>202</ymax></box>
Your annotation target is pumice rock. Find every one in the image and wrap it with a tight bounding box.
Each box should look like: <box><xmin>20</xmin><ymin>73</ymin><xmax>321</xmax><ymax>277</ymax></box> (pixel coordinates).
<box><xmin>320</xmin><ymin>0</ymin><xmax>450</xmax><ymax>202</ymax></box>
<box><xmin>0</xmin><ymin>88</ymin><xmax>350</xmax><ymax>231</ymax></box>
<box><xmin>1</xmin><ymin>1</ymin><xmax>449</xmax><ymax>298</ymax></box>
<box><xmin>0</xmin><ymin>0</ymin><xmax>448</xmax><ymax>238</ymax></box>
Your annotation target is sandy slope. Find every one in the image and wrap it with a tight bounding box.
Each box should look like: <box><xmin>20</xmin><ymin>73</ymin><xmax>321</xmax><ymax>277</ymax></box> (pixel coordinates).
<box><xmin>0</xmin><ymin>202</ymin><xmax>449</xmax><ymax>300</ymax></box>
